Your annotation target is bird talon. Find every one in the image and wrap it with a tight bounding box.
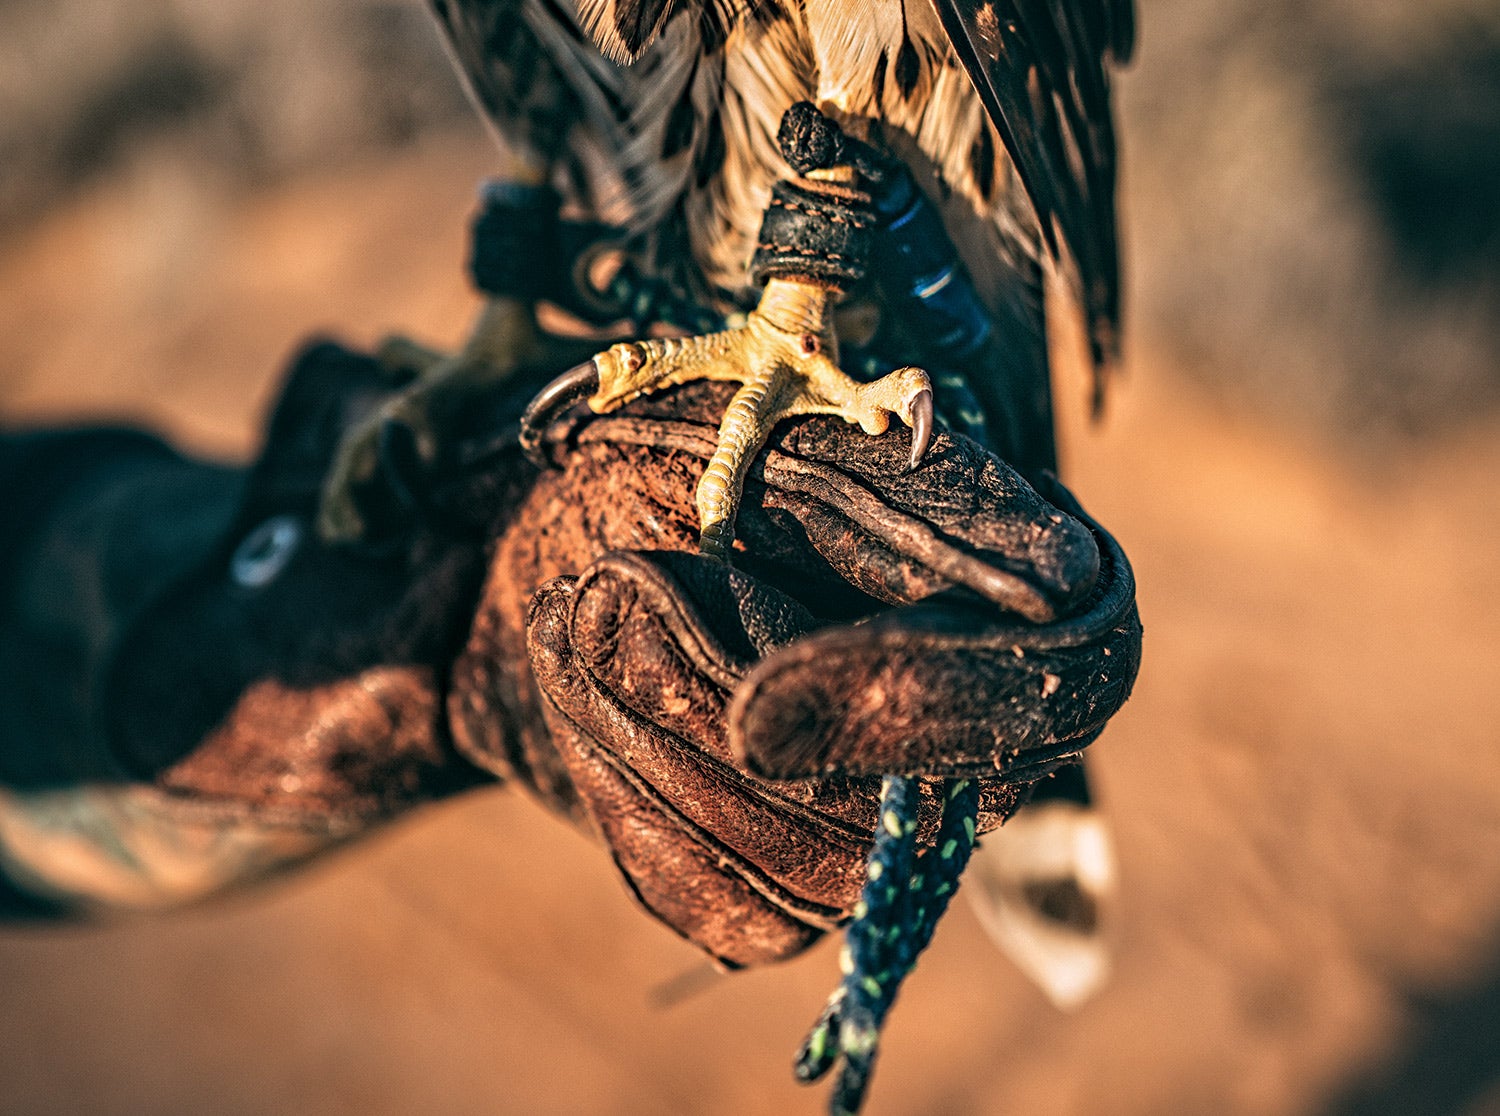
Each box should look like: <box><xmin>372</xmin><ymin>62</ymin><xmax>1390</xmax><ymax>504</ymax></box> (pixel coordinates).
<box><xmin>519</xmin><ymin>358</ymin><xmax>601</xmax><ymax>468</ymax></box>
<box><xmin>907</xmin><ymin>387</ymin><xmax>933</xmax><ymax>472</ymax></box>
<box><xmin>374</xmin><ymin>335</ymin><xmax>449</xmax><ymax>382</ymax></box>
<box><xmin>529</xmin><ymin>282</ymin><xmax>939</xmax><ymax>552</ymax></box>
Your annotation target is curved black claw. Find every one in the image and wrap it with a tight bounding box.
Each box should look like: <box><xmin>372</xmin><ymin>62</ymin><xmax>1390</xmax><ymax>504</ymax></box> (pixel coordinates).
<box><xmin>907</xmin><ymin>388</ymin><xmax>933</xmax><ymax>472</ymax></box>
<box><xmin>519</xmin><ymin>359</ymin><xmax>599</xmax><ymax>468</ymax></box>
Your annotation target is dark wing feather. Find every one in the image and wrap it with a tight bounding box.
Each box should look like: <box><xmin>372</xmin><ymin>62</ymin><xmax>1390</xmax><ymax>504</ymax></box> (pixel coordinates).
<box><xmin>927</xmin><ymin>0</ymin><xmax>1132</xmax><ymax>404</ymax></box>
<box><xmin>428</xmin><ymin>0</ymin><xmax>587</xmax><ymax>165</ymax></box>
<box><xmin>576</xmin><ymin>0</ymin><xmax>678</xmax><ymax>63</ymax></box>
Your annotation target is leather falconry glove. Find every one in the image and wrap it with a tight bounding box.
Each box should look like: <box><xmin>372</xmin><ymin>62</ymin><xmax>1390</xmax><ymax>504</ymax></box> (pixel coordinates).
<box><xmin>0</xmin><ymin>343</ymin><xmax>1140</xmax><ymax>971</ymax></box>
<box><xmin>454</xmin><ymin>376</ymin><xmax>1141</xmax><ymax>968</ymax></box>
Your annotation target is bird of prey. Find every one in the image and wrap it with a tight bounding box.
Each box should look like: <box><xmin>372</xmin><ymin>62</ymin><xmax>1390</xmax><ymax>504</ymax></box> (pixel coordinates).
<box><xmin>320</xmin><ymin>0</ymin><xmax>1133</xmax><ymax>554</ymax></box>
<box><xmin>324</xmin><ymin>0</ymin><xmax>1134</xmax><ymax>1105</ymax></box>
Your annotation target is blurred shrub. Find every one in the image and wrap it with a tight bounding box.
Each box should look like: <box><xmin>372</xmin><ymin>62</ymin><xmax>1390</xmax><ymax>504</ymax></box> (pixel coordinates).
<box><xmin>1124</xmin><ymin>0</ymin><xmax>1500</xmax><ymax>442</ymax></box>
<box><xmin>0</xmin><ymin>0</ymin><xmax>475</xmax><ymax>230</ymax></box>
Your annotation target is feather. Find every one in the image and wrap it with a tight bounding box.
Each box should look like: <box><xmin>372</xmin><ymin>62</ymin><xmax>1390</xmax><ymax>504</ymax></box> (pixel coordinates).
<box><xmin>575</xmin><ymin>0</ymin><xmax>677</xmax><ymax>63</ymax></box>
<box><xmin>428</xmin><ymin>0</ymin><xmax>579</xmax><ymax>166</ymax></box>
<box><xmin>428</xmin><ymin>0</ymin><xmax>1131</xmax><ymax>410</ymax></box>
<box><xmin>925</xmin><ymin>0</ymin><xmax>1131</xmax><ymax>399</ymax></box>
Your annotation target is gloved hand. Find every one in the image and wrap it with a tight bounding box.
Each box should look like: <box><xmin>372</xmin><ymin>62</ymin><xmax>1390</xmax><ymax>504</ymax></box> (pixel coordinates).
<box><xmin>449</xmin><ymin>380</ymin><xmax>1141</xmax><ymax>967</ymax></box>
<box><xmin>0</xmin><ymin>345</ymin><xmax>1139</xmax><ymax>952</ymax></box>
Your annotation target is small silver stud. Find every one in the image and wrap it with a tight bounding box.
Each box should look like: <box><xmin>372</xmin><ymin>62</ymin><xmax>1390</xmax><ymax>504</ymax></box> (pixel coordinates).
<box><xmin>230</xmin><ymin>515</ymin><xmax>303</xmax><ymax>588</ymax></box>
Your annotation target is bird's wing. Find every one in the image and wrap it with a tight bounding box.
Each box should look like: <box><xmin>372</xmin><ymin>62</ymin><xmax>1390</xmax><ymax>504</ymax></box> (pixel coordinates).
<box><xmin>927</xmin><ymin>0</ymin><xmax>1133</xmax><ymax>398</ymax></box>
<box><xmin>428</xmin><ymin>0</ymin><xmax>591</xmax><ymax>167</ymax></box>
<box><xmin>430</xmin><ymin>0</ymin><xmax>720</xmax><ymax>233</ymax></box>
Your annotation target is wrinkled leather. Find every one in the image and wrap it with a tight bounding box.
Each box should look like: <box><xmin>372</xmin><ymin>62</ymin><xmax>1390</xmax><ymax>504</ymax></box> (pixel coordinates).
<box><xmin>1</xmin><ymin>345</ymin><xmax>1139</xmax><ymax>955</ymax></box>
<box><xmin>449</xmin><ymin>380</ymin><xmax>1141</xmax><ymax>967</ymax></box>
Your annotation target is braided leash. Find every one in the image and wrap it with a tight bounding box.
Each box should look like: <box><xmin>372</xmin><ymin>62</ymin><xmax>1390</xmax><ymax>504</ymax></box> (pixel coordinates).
<box><xmin>765</xmin><ymin>104</ymin><xmax>998</xmax><ymax>1115</ymax></box>
<box><xmin>796</xmin><ymin>777</ymin><xmax>981</xmax><ymax>1115</ymax></box>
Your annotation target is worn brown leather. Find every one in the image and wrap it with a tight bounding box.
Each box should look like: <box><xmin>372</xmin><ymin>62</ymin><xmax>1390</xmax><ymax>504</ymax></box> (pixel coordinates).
<box><xmin>448</xmin><ymin>380</ymin><xmax>1141</xmax><ymax>967</ymax></box>
<box><xmin>1</xmin><ymin>346</ymin><xmax>1139</xmax><ymax>950</ymax></box>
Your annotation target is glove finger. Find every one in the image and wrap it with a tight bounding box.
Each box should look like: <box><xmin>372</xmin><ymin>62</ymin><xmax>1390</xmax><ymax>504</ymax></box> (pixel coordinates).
<box><xmin>553</xmin><ymin>552</ymin><xmax>1021</xmax><ymax>831</ymax></box>
<box><xmin>732</xmin><ymin>502</ymin><xmax>1142</xmax><ymax>781</ymax></box>
<box><xmin>566</xmin><ymin>550</ymin><xmax>816</xmax><ymax>758</ymax></box>
<box><xmin>572</xmin><ymin>387</ymin><xmax>1100</xmax><ymax>622</ymax></box>
<box><xmin>525</xmin><ymin>564</ymin><xmax>876</xmax><ymax>965</ymax></box>
<box><xmin>559</xmin><ymin>552</ymin><xmax>883</xmax><ymax>870</ymax></box>
<box><xmin>754</xmin><ymin>415</ymin><xmax>1100</xmax><ymax>621</ymax></box>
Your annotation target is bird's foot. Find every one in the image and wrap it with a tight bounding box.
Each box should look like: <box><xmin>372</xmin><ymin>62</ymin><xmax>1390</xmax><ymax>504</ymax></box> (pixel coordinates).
<box><xmin>525</xmin><ymin>276</ymin><xmax>933</xmax><ymax>559</ymax></box>
<box><xmin>371</xmin><ymin>334</ymin><xmax>449</xmax><ymax>381</ymax></box>
<box><xmin>318</xmin><ymin>296</ymin><xmax>538</xmax><ymax>542</ymax></box>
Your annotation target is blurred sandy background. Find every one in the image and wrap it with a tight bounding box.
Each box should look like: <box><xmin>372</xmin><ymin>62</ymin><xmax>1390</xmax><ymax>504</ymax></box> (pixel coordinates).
<box><xmin>2</xmin><ymin>2</ymin><xmax>1498</xmax><ymax>1114</ymax></box>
